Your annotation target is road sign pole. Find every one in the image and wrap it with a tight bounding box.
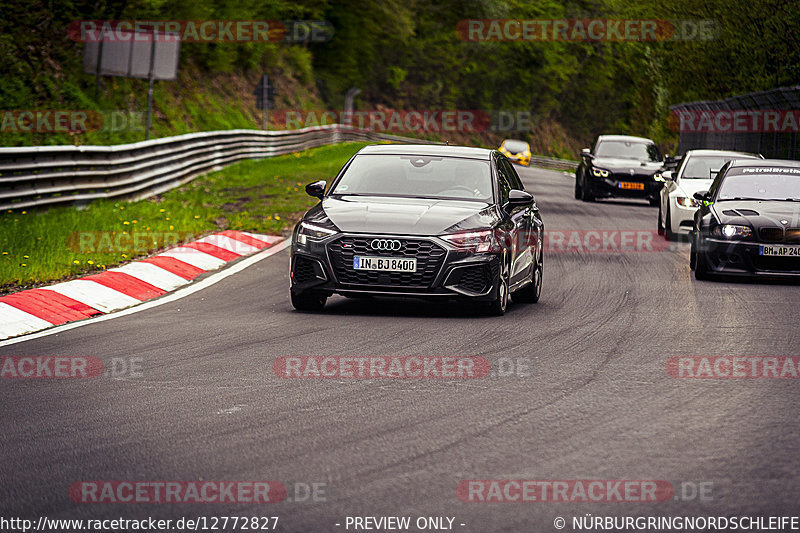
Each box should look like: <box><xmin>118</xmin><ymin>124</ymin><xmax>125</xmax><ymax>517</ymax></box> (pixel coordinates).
<box><xmin>145</xmin><ymin>30</ymin><xmax>157</xmax><ymax>140</ymax></box>
<box><xmin>95</xmin><ymin>40</ymin><xmax>103</xmax><ymax>99</ymax></box>
<box><xmin>262</xmin><ymin>75</ymin><xmax>267</xmax><ymax>130</ymax></box>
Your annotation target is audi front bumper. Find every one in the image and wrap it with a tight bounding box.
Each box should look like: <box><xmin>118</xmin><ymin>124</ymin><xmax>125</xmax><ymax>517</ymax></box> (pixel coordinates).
<box><xmin>290</xmin><ymin>233</ymin><xmax>503</xmax><ymax>302</ymax></box>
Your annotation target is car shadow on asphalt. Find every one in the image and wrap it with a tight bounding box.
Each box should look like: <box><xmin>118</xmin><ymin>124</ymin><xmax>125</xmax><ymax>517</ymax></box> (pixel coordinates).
<box><xmin>704</xmin><ymin>275</ymin><xmax>800</xmax><ymax>286</ymax></box>
<box><xmin>591</xmin><ymin>199</ymin><xmax>655</xmax><ymax>208</ymax></box>
<box><xmin>297</xmin><ymin>296</ymin><xmax>535</xmax><ymax>319</ymax></box>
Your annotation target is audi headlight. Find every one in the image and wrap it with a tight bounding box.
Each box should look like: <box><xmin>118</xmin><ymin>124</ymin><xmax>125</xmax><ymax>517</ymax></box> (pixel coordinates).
<box><xmin>712</xmin><ymin>224</ymin><xmax>752</xmax><ymax>239</ymax></box>
<box><xmin>676</xmin><ymin>196</ymin><xmax>700</xmax><ymax>208</ymax></box>
<box><xmin>592</xmin><ymin>168</ymin><xmax>610</xmax><ymax>178</ymax></box>
<box><xmin>297</xmin><ymin>221</ymin><xmax>339</xmax><ymax>244</ymax></box>
<box><xmin>440</xmin><ymin>229</ymin><xmax>499</xmax><ymax>253</ymax></box>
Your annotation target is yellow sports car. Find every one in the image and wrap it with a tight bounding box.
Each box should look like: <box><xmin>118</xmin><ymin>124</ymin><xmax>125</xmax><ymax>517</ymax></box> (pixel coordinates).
<box><xmin>498</xmin><ymin>139</ymin><xmax>531</xmax><ymax>166</ymax></box>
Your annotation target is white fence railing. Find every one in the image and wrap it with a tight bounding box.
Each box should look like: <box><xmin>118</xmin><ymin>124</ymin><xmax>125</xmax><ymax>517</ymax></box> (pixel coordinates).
<box><xmin>0</xmin><ymin>125</ymin><xmax>431</xmax><ymax>210</ymax></box>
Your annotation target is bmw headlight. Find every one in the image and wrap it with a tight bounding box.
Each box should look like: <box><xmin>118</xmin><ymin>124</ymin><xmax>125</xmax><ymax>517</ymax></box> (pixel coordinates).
<box><xmin>676</xmin><ymin>196</ymin><xmax>700</xmax><ymax>208</ymax></box>
<box><xmin>592</xmin><ymin>168</ymin><xmax>610</xmax><ymax>178</ymax></box>
<box><xmin>653</xmin><ymin>172</ymin><xmax>665</xmax><ymax>182</ymax></box>
<box><xmin>297</xmin><ymin>221</ymin><xmax>339</xmax><ymax>244</ymax></box>
<box><xmin>712</xmin><ymin>224</ymin><xmax>752</xmax><ymax>239</ymax></box>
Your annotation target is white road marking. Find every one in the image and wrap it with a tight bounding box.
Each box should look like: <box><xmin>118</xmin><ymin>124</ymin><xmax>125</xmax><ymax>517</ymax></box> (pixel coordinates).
<box><xmin>110</xmin><ymin>262</ymin><xmax>189</xmax><ymax>292</ymax></box>
<box><xmin>158</xmin><ymin>247</ymin><xmax>226</xmax><ymax>270</ymax></box>
<box><xmin>0</xmin><ymin>303</ymin><xmax>55</xmax><ymax>339</ymax></box>
<box><xmin>47</xmin><ymin>280</ymin><xmax>142</xmax><ymax>313</ymax></box>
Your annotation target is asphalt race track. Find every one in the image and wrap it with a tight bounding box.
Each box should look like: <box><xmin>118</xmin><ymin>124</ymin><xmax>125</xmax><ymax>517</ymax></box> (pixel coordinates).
<box><xmin>2</xmin><ymin>166</ymin><xmax>800</xmax><ymax>532</ymax></box>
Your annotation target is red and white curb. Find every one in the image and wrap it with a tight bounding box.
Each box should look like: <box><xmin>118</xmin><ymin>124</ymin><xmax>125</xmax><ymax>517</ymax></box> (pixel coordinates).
<box><xmin>0</xmin><ymin>230</ymin><xmax>283</xmax><ymax>340</ymax></box>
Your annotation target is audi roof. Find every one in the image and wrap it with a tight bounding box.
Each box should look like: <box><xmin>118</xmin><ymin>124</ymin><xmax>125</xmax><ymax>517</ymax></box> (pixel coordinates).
<box><xmin>356</xmin><ymin>144</ymin><xmax>494</xmax><ymax>160</ymax></box>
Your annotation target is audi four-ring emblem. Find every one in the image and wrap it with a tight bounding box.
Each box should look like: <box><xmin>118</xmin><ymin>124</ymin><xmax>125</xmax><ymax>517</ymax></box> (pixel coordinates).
<box><xmin>370</xmin><ymin>239</ymin><xmax>402</xmax><ymax>251</ymax></box>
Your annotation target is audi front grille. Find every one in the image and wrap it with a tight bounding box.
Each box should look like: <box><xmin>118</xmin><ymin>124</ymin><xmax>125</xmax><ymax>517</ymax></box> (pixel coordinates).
<box><xmin>293</xmin><ymin>256</ymin><xmax>320</xmax><ymax>283</ymax></box>
<box><xmin>449</xmin><ymin>264</ymin><xmax>495</xmax><ymax>294</ymax></box>
<box><xmin>327</xmin><ymin>236</ymin><xmax>446</xmax><ymax>288</ymax></box>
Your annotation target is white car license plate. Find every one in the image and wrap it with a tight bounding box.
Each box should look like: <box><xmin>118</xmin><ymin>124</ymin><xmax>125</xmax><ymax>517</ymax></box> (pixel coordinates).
<box><xmin>353</xmin><ymin>256</ymin><xmax>417</xmax><ymax>272</ymax></box>
<box><xmin>759</xmin><ymin>245</ymin><xmax>800</xmax><ymax>257</ymax></box>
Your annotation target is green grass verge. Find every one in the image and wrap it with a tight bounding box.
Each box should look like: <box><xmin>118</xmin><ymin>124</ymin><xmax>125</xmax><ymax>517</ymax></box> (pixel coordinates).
<box><xmin>0</xmin><ymin>142</ymin><xmax>369</xmax><ymax>294</ymax></box>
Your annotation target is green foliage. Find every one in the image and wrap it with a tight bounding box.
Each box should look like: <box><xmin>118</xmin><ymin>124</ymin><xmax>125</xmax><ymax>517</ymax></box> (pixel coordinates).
<box><xmin>2</xmin><ymin>0</ymin><xmax>798</xmax><ymax>152</ymax></box>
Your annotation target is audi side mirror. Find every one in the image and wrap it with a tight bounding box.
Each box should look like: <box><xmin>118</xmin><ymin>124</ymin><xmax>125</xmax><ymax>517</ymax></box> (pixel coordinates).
<box><xmin>305</xmin><ymin>180</ymin><xmax>326</xmax><ymax>200</ymax></box>
<box><xmin>693</xmin><ymin>191</ymin><xmax>710</xmax><ymax>203</ymax></box>
<box><xmin>506</xmin><ymin>189</ymin><xmax>534</xmax><ymax>212</ymax></box>
<box><xmin>581</xmin><ymin>148</ymin><xmax>592</xmax><ymax>158</ymax></box>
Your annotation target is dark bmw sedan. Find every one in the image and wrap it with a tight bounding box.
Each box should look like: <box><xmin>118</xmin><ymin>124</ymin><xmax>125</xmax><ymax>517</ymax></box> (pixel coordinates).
<box><xmin>691</xmin><ymin>159</ymin><xmax>800</xmax><ymax>279</ymax></box>
<box><xmin>575</xmin><ymin>134</ymin><xmax>665</xmax><ymax>205</ymax></box>
<box><xmin>289</xmin><ymin>144</ymin><xmax>544</xmax><ymax>314</ymax></box>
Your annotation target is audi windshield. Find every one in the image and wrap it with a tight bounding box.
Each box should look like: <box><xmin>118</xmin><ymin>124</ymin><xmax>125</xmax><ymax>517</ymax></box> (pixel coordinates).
<box><xmin>330</xmin><ymin>155</ymin><xmax>494</xmax><ymax>201</ymax></box>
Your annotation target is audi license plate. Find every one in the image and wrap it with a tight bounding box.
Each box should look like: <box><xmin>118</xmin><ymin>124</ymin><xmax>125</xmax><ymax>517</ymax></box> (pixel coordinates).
<box><xmin>353</xmin><ymin>256</ymin><xmax>417</xmax><ymax>272</ymax></box>
<box><xmin>759</xmin><ymin>245</ymin><xmax>800</xmax><ymax>257</ymax></box>
<box><xmin>619</xmin><ymin>181</ymin><xmax>645</xmax><ymax>190</ymax></box>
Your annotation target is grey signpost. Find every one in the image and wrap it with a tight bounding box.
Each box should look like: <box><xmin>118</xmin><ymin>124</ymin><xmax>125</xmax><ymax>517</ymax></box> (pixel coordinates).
<box><xmin>254</xmin><ymin>74</ymin><xmax>274</xmax><ymax>130</ymax></box>
<box><xmin>83</xmin><ymin>25</ymin><xmax>180</xmax><ymax>140</ymax></box>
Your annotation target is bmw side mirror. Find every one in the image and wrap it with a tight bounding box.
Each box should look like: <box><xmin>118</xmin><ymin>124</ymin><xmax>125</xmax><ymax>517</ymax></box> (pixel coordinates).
<box><xmin>305</xmin><ymin>180</ymin><xmax>326</xmax><ymax>200</ymax></box>
<box><xmin>506</xmin><ymin>189</ymin><xmax>534</xmax><ymax>211</ymax></box>
<box><xmin>693</xmin><ymin>191</ymin><xmax>710</xmax><ymax>203</ymax></box>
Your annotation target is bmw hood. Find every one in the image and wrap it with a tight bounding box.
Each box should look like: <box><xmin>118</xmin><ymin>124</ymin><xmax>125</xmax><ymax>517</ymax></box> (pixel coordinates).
<box><xmin>711</xmin><ymin>200</ymin><xmax>800</xmax><ymax>227</ymax></box>
<box><xmin>319</xmin><ymin>195</ymin><xmax>493</xmax><ymax>235</ymax></box>
<box><xmin>592</xmin><ymin>157</ymin><xmax>663</xmax><ymax>174</ymax></box>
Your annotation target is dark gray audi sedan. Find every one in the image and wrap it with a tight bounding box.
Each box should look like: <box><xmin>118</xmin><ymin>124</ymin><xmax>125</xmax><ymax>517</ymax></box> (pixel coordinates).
<box><xmin>289</xmin><ymin>144</ymin><xmax>544</xmax><ymax>315</ymax></box>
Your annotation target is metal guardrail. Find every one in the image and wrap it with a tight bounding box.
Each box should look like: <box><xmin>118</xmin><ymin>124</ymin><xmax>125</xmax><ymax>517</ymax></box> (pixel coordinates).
<box><xmin>0</xmin><ymin>125</ymin><xmax>431</xmax><ymax>211</ymax></box>
<box><xmin>530</xmin><ymin>155</ymin><xmax>579</xmax><ymax>171</ymax></box>
<box><xmin>670</xmin><ymin>85</ymin><xmax>800</xmax><ymax>160</ymax></box>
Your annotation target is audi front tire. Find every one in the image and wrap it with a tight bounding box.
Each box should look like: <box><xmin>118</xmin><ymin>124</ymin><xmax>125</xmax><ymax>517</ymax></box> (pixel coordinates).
<box><xmin>291</xmin><ymin>291</ymin><xmax>328</xmax><ymax>312</ymax></box>
<box><xmin>487</xmin><ymin>259</ymin><xmax>510</xmax><ymax>316</ymax></box>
